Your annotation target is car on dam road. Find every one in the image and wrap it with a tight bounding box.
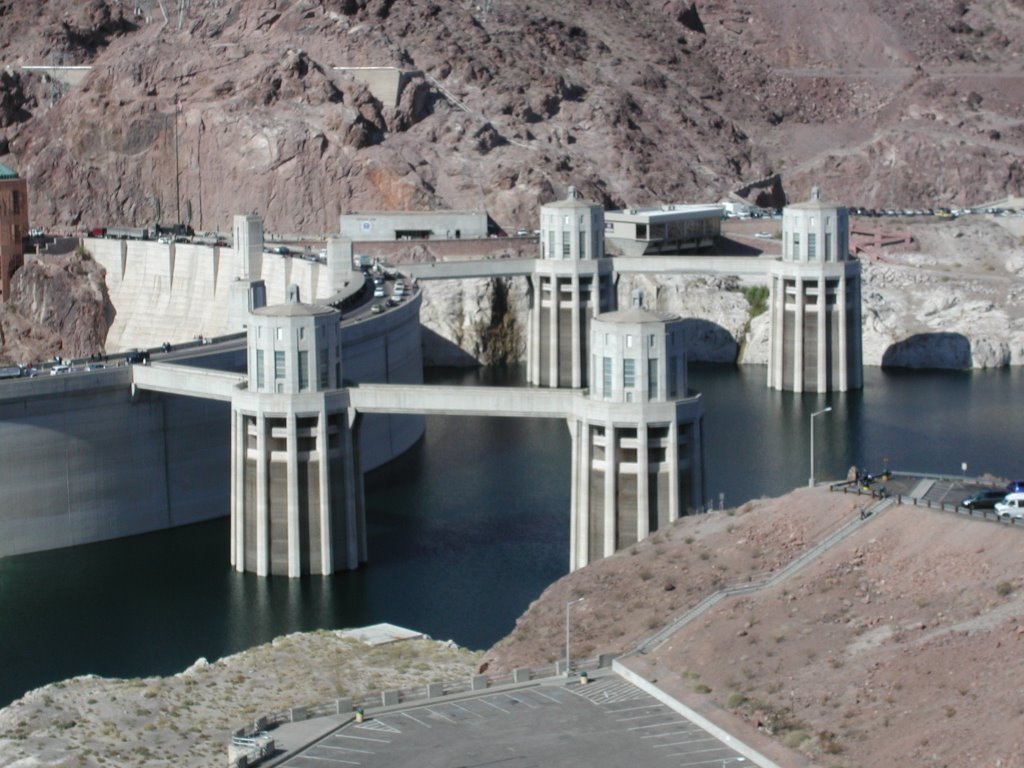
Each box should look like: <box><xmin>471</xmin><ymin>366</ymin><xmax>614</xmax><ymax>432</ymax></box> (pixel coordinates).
<box><xmin>960</xmin><ymin>490</ymin><xmax>1007</xmax><ymax>510</ymax></box>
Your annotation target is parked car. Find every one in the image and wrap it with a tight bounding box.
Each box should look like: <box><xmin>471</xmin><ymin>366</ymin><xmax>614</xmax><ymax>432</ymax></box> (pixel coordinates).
<box><xmin>373</xmin><ymin>284</ymin><xmax>385</xmax><ymax>299</ymax></box>
<box><xmin>995</xmin><ymin>493</ymin><xmax>1024</xmax><ymax>520</ymax></box>
<box><xmin>371</xmin><ymin>303</ymin><xmax>385</xmax><ymax>315</ymax></box>
<box><xmin>50</xmin><ymin>364</ymin><xmax>72</xmax><ymax>376</ymax></box>
<box><xmin>960</xmin><ymin>490</ymin><xmax>1007</xmax><ymax>510</ymax></box>
<box><xmin>125</xmin><ymin>349</ymin><xmax>150</xmax><ymax>365</ymax></box>
<box><xmin>83</xmin><ymin>363</ymin><xmax>106</xmax><ymax>372</ymax></box>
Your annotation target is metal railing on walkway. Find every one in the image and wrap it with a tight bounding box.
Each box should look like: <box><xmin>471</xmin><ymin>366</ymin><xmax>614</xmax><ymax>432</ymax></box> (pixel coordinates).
<box><xmin>630</xmin><ymin>495</ymin><xmax>894</xmax><ymax>655</ymax></box>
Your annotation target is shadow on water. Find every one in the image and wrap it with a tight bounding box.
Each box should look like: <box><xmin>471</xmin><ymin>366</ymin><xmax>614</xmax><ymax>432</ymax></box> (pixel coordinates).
<box><xmin>1</xmin><ymin>363</ymin><xmax>1021</xmax><ymax>707</ymax></box>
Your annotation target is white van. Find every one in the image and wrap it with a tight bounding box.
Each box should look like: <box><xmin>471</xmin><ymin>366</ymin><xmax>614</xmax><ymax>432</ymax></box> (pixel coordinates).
<box><xmin>995</xmin><ymin>493</ymin><xmax>1024</xmax><ymax>520</ymax></box>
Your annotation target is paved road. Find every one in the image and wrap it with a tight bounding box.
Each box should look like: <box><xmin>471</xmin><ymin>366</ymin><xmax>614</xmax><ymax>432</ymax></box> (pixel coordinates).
<box><xmin>280</xmin><ymin>675</ymin><xmax>749</xmax><ymax>768</ymax></box>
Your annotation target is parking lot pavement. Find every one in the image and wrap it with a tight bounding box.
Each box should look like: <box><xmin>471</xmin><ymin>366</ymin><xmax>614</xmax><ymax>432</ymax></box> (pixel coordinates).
<box><xmin>279</xmin><ymin>674</ymin><xmax>750</xmax><ymax>768</ymax></box>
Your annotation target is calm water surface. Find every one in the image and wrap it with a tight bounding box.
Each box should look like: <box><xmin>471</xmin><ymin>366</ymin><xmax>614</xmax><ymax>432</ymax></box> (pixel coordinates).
<box><xmin>0</xmin><ymin>364</ymin><xmax>1021</xmax><ymax>707</ymax></box>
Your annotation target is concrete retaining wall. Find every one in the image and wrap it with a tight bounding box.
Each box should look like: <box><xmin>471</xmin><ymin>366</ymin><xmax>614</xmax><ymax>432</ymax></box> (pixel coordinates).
<box><xmin>0</xmin><ymin>298</ymin><xmax>426</xmax><ymax>559</ymax></box>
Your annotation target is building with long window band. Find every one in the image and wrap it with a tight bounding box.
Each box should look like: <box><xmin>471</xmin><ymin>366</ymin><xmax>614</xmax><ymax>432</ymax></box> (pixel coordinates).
<box><xmin>767</xmin><ymin>188</ymin><xmax>863</xmax><ymax>392</ymax></box>
<box><xmin>568</xmin><ymin>305</ymin><xmax>704</xmax><ymax>570</ymax></box>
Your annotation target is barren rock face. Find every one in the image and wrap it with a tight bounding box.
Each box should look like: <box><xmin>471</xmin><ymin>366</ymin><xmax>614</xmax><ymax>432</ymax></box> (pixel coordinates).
<box><xmin>0</xmin><ymin>251</ymin><xmax>113</xmax><ymax>365</ymax></box>
<box><xmin>2</xmin><ymin>0</ymin><xmax>1020</xmax><ymax>238</ymax></box>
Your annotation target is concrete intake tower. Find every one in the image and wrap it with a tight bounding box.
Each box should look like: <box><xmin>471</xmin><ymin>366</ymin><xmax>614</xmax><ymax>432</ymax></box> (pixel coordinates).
<box><xmin>230</xmin><ymin>286</ymin><xmax>364</xmax><ymax>577</ymax></box>
<box><xmin>767</xmin><ymin>188</ymin><xmax>863</xmax><ymax>392</ymax></box>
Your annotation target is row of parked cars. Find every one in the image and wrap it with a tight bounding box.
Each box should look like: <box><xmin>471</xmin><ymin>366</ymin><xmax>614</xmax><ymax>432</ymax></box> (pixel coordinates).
<box><xmin>961</xmin><ymin>481</ymin><xmax>1024</xmax><ymax>519</ymax></box>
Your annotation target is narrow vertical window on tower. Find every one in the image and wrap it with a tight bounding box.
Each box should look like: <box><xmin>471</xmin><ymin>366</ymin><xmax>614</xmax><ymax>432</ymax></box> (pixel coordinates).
<box><xmin>825</xmin><ymin>233</ymin><xmax>831</xmax><ymax>260</ymax></box>
<box><xmin>648</xmin><ymin>358</ymin><xmax>658</xmax><ymax>400</ymax></box>
<box><xmin>808</xmin><ymin>232</ymin><xmax>817</xmax><ymax>260</ymax></box>
<box><xmin>602</xmin><ymin>356</ymin><xmax>612</xmax><ymax>398</ymax></box>
<box><xmin>320</xmin><ymin>351</ymin><xmax>328</xmax><ymax>388</ymax></box>
<box><xmin>579</xmin><ymin>229</ymin><xmax>586</xmax><ymax>258</ymax></box>
<box><xmin>548</xmin><ymin>231</ymin><xmax>555</xmax><ymax>259</ymax></box>
<box><xmin>11</xmin><ymin>190</ymin><xmax>19</xmax><ymax>215</ymax></box>
<box><xmin>623</xmin><ymin>358</ymin><xmax>635</xmax><ymax>388</ymax></box>
<box><xmin>298</xmin><ymin>351</ymin><xmax>309</xmax><ymax>391</ymax></box>
<box><xmin>256</xmin><ymin>349</ymin><xmax>265</xmax><ymax>389</ymax></box>
<box><xmin>274</xmin><ymin>351</ymin><xmax>285</xmax><ymax>379</ymax></box>
<box><xmin>793</xmin><ymin>232</ymin><xmax>800</xmax><ymax>258</ymax></box>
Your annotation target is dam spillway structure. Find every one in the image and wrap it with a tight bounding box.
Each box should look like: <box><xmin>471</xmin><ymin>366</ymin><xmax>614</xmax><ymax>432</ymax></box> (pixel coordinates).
<box><xmin>528</xmin><ymin>187</ymin><xmax>615</xmax><ymax>389</ymax></box>
<box><xmin>568</xmin><ymin>304</ymin><xmax>705</xmax><ymax>570</ymax></box>
<box><xmin>767</xmin><ymin>188</ymin><xmax>863</xmax><ymax>392</ymax></box>
<box><xmin>230</xmin><ymin>286</ymin><xmax>364</xmax><ymax>577</ymax></box>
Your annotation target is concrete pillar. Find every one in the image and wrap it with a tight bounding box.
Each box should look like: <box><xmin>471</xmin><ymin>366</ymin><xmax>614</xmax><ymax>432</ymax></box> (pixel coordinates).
<box><xmin>255</xmin><ymin>413</ymin><xmax>269</xmax><ymax>577</ymax></box>
<box><xmin>577</xmin><ymin>419</ymin><xmax>591</xmax><ymax>570</ymax></box>
<box><xmin>548</xmin><ymin>278</ymin><xmax>559</xmax><ymax>386</ymax></box>
<box><xmin>637</xmin><ymin>421</ymin><xmax>650</xmax><ymax>542</ymax></box>
<box><xmin>816</xmin><ymin>275</ymin><xmax>827</xmax><ymax>393</ymax></box>
<box><xmin>340</xmin><ymin>415</ymin><xmax>359</xmax><ymax>569</ymax></box>
<box><xmin>603</xmin><ymin>422</ymin><xmax>616</xmax><ymax>558</ymax></box>
<box><xmin>286</xmin><ymin>412</ymin><xmax>300</xmax><ymax>578</ymax></box>
<box><xmin>528</xmin><ymin>276</ymin><xmax>540</xmax><ymax>386</ymax></box>
<box><xmin>668</xmin><ymin>419</ymin><xmax>680</xmax><ymax>522</ymax></box>
<box><xmin>793</xmin><ymin>276</ymin><xmax>804</xmax><ymax>393</ymax></box>
<box><xmin>232</xmin><ymin>410</ymin><xmax>246</xmax><ymax>570</ymax></box>
<box><xmin>570</xmin><ymin>273</ymin><xmax>581</xmax><ymax>388</ymax></box>
<box><xmin>567</xmin><ymin>418</ymin><xmax>579</xmax><ymax>570</ymax></box>
<box><xmin>317</xmin><ymin>407</ymin><xmax>333</xmax><ymax>575</ymax></box>
<box><xmin>838</xmin><ymin>273</ymin><xmax>848</xmax><ymax>391</ymax></box>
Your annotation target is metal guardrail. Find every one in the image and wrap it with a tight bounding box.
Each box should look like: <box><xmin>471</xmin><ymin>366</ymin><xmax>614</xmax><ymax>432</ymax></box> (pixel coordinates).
<box><xmin>235</xmin><ymin>654</ymin><xmax>613</xmax><ymax>746</ymax></box>
<box><xmin>631</xmin><ymin>495</ymin><xmax>894</xmax><ymax>655</ymax></box>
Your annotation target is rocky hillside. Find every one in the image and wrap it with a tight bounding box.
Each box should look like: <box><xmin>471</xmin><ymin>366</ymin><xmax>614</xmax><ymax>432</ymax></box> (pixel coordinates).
<box><xmin>0</xmin><ymin>250</ymin><xmax>113</xmax><ymax>365</ymax></box>
<box><xmin>483</xmin><ymin>486</ymin><xmax>1024</xmax><ymax>768</ymax></box>
<box><xmin>0</xmin><ymin>0</ymin><xmax>1022</xmax><ymax>237</ymax></box>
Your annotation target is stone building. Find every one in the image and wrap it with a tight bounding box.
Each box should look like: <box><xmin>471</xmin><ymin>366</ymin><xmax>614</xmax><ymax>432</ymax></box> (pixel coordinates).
<box><xmin>767</xmin><ymin>188</ymin><xmax>863</xmax><ymax>392</ymax></box>
<box><xmin>0</xmin><ymin>163</ymin><xmax>28</xmax><ymax>301</ymax></box>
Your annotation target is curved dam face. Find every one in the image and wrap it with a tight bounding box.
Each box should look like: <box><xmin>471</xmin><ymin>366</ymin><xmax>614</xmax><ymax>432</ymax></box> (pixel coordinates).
<box><xmin>0</xmin><ymin>295</ymin><xmax>426</xmax><ymax>559</ymax></box>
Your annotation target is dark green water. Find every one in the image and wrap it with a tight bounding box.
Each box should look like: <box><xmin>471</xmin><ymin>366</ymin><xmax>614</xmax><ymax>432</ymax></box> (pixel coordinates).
<box><xmin>1</xmin><ymin>364</ymin><xmax>1021</xmax><ymax>707</ymax></box>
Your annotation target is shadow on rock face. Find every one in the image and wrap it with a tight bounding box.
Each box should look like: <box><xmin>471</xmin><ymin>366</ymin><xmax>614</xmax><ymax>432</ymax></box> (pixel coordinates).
<box><xmin>881</xmin><ymin>332</ymin><xmax>971</xmax><ymax>369</ymax></box>
<box><xmin>678</xmin><ymin>318</ymin><xmax>738</xmax><ymax>363</ymax></box>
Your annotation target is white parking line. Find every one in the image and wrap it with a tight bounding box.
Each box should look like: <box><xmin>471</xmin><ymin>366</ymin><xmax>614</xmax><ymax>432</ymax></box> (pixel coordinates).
<box><xmin>501</xmin><ymin>692</ymin><xmax>539</xmax><ymax>709</ymax></box>
<box><xmin>293</xmin><ymin>755</ymin><xmax>361</xmax><ymax>765</ymax></box>
<box><xmin>402</xmin><ymin>711</ymin><xmax>431</xmax><ymax>728</ymax></box>
<box><xmin>617</xmin><ymin>712</ymin><xmax>673</xmax><ymax>722</ymax></box>
<box><xmin>315</xmin><ymin>744</ymin><xmax>375</xmax><ymax>754</ymax></box>
<box><xmin>478</xmin><ymin>697</ymin><xmax>511</xmax><ymax>714</ymax></box>
<box><xmin>655</xmin><ymin>741</ymin><xmax>732</xmax><ymax>753</ymax></box>
<box><xmin>626</xmin><ymin>720</ymin><xmax>680</xmax><ymax>731</ymax></box>
<box><xmin>674</xmin><ymin>757</ymin><xmax>745</xmax><ymax>766</ymax></box>
<box><xmin>639</xmin><ymin>728</ymin><xmax>703</xmax><ymax>740</ymax></box>
<box><xmin>527</xmin><ymin>688</ymin><xmax>563</xmax><ymax>704</ymax></box>
<box><xmin>608</xmin><ymin>703</ymin><xmax>665</xmax><ymax>714</ymax></box>
<box><xmin>424</xmin><ymin>706</ymin><xmax>457</xmax><ymax>723</ymax></box>
<box><xmin>449</xmin><ymin>702</ymin><xmax>484</xmax><ymax>718</ymax></box>
<box><xmin>334</xmin><ymin>734</ymin><xmax>391</xmax><ymax>744</ymax></box>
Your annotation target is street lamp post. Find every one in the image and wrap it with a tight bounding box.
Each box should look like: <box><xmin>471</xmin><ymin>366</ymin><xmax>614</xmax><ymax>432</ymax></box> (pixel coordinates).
<box><xmin>565</xmin><ymin>597</ymin><xmax>585</xmax><ymax>676</ymax></box>
<box><xmin>809</xmin><ymin>406</ymin><xmax>832</xmax><ymax>486</ymax></box>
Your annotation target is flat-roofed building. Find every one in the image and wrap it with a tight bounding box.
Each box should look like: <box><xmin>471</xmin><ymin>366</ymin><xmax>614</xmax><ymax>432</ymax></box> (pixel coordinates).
<box><xmin>604</xmin><ymin>204</ymin><xmax>723</xmax><ymax>257</ymax></box>
<box><xmin>339</xmin><ymin>210</ymin><xmax>488</xmax><ymax>242</ymax></box>
<box><xmin>0</xmin><ymin>163</ymin><xmax>28</xmax><ymax>301</ymax></box>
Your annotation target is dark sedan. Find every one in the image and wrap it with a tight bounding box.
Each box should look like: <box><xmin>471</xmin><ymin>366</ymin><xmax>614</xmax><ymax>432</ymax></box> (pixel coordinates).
<box><xmin>960</xmin><ymin>490</ymin><xmax>1007</xmax><ymax>510</ymax></box>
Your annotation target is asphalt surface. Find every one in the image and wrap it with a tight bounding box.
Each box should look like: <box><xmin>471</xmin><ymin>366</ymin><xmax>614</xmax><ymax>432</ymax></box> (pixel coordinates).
<box><xmin>279</xmin><ymin>674</ymin><xmax>750</xmax><ymax>768</ymax></box>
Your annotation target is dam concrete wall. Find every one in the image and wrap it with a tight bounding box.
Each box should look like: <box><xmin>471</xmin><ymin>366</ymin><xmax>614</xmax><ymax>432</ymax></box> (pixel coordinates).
<box><xmin>86</xmin><ymin>239</ymin><xmax>341</xmax><ymax>353</ymax></box>
<box><xmin>0</xmin><ymin>368</ymin><xmax>230</xmax><ymax>558</ymax></box>
<box><xmin>0</xmin><ymin>296</ymin><xmax>426</xmax><ymax>559</ymax></box>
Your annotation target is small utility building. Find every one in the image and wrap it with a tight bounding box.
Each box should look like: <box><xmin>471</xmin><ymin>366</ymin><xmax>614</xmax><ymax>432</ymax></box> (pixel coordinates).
<box><xmin>339</xmin><ymin>211</ymin><xmax>488</xmax><ymax>242</ymax></box>
<box><xmin>604</xmin><ymin>204</ymin><xmax>723</xmax><ymax>257</ymax></box>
